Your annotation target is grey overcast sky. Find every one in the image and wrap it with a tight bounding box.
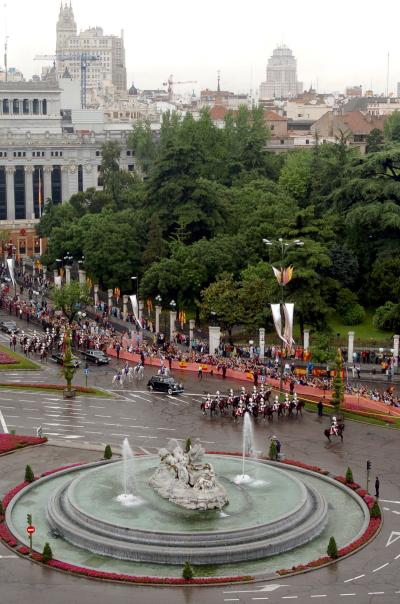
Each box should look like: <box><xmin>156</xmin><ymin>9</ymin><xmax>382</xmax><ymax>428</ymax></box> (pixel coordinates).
<box><xmin>3</xmin><ymin>0</ymin><xmax>400</xmax><ymax>95</ymax></box>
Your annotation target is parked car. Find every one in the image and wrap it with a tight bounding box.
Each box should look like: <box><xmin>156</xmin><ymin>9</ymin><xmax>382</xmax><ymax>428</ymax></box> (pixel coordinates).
<box><xmin>51</xmin><ymin>352</ymin><xmax>81</xmax><ymax>368</ymax></box>
<box><xmin>147</xmin><ymin>375</ymin><xmax>184</xmax><ymax>395</ymax></box>
<box><xmin>80</xmin><ymin>349</ymin><xmax>110</xmax><ymax>365</ymax></box>
<box><xmin>0</xmin><ymin>320</ymin><xmax>19</xmax><ymax>334</ymax></box>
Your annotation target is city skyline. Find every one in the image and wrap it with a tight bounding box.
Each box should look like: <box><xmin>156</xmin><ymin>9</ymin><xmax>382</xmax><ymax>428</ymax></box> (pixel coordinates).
<box><xmin>2</xmin><ymin>0</ymin><xmax>400</xmax><ymax>95</ymax></box>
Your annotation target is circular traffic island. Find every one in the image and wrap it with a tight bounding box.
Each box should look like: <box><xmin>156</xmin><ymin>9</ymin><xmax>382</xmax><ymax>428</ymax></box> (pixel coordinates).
<box><xmin>4</xmin><ymin>454</ymin><xmax>373</xmax><ymax>583</ymax></box>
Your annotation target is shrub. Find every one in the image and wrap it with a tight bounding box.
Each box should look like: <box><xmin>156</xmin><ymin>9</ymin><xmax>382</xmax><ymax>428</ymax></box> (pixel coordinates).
<box><xmin>182</xmin><ymin>561</ymin><xmax>194</xmax><ymax>580</ymax></box>
<box><xmin>345</xmin><ymin>467</ymin><xmax>354</xmax><ymax>484</ymax></box>
<box><xmin>185</xmin><ymin>437</ymin><xmax>192</xmax><ymax>453</ymax></box>
<box><xmin>42</xmin><ymin>542</ymin><xmax>53</xmax><ymax>563</ymax></box>
<box><xmin>370</xmin><ymin>501</ymin><xmax>381</xmax><ymax>518</ymax></box>
<box><xmin>327</xmin><ymin>536</ymin><xmax>338</xmax><ymax>559</ymax></box>
<box><xmin>24</xmin><ymin>465</ymin><xmax>35</xmax><ymax>483</ymax></box>
<box><xmin>343</xmin><ymin>304</ymin><xmax>365</xmax><ymax>325</ymax></box>
<box><xmin>373</xmin><ymin>302</ymin><xmax>400</xmax><ymax>331</ymax></box>
<box><xmin>268</xmin><ymin>440</ymin><xmax>278</xmax><ymax>461</ymax></box>
<box><xmin>103</xmin><ymin>445</ymin><xmax>112</xmax><ymax>460</ymax></box>
<box><xmin>337</xmin><ymin>288</ymin><xmax>359</xmax><ymax>313</ymax></box>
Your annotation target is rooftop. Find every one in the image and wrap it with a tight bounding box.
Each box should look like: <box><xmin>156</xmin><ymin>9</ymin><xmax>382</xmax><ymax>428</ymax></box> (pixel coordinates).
<box><xmin>0</xmin><ymin>82</ymin><xmax>60</xmax><ymax>91</ymax></box>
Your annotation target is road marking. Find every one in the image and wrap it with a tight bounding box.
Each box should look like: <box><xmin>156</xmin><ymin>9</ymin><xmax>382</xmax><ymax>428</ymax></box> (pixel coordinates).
<box><xmin>395</xmin><ymin>554</ymin><xmax>400</xmax><ymax>559</ymax></box>
<box><xmin>111</xmin><ymin>433</ymin><xmax>129</xmax><ymax>437</ymax></box>
<box><xmin>224</xmin><ymin>600</ymin><xmax>240</xmax><ymax>602</ymax></box>
<box><xmin>224</xmin><ymin>585</ymin><xmax>288</xmax><ymax>594</ymax></box>
<box><xmin>0</xmin><ymin>406</ymin><xmax>16</xmax><ymax>410</ymax></box>
<box><xmin>252</xmin><ymin>599</ymin><xmax>269</xmax><ymax>601</ymax></box>
<box><xmin>84</xmin><ymin>431</ymin><xmax>103</xmax><ymax>435</ymax></box>
<box><xmin>94</xmin><ymin>415</ymin><xmax>112</xmax><ymax>418</ymax></box>
<box><xmin>120</xmin><ymin>417</ymin><xmax>137</xmax><ymax>421</ymax></box>
<box><xmin>0</xmin><ymin>555</ymin><xmax>18</xmax><ymax>559</ymax></box>
<box><xmin>0</xmin><ymin>409</ymin><xmax>9</xmax><ymax>433</ymax></box>
<box><xmin>157</xmin><ymin>427</ymin><xmax>175</xmax><ymax>431</ymax></box>
<box><xmin>368</xmin><ymin>593</ymin><xmax>384</xmax><ymax>596</ymax></box>
<box><xmin>344</xmin><ymin>574</ymin><xmax>365</xmax><ymax>583</ymax></box>
<box><xmin>139</xmin><ymin>447</ymin><xmax>151</xmax><ymax>454</ymax></box>
<box><xmin>386</xmin><ymin>531</ymin><xmax>400</xmax><ymax>547</ymax></box>
<box><xmin>380</xmin><ymin>500</ymin><xmax>400</xmax><ymax>504</ymax></box>
<box><xmin>282</xmin><ymin>598</ymin><xmax>298</xmax><ymax>600</ymax></box>
<box><xmin>393</xmin><ymin>511</ymin><xmax>400</xmax><ymax>515</ymax></box>
<box><xmin>373</xmin><ymin>563</ymin><xmax>389</xmax><ymax>572</ymax></box>
<box><xmin>310</xmin><ymin>597</ymin><xmax>327</xmax><ymax>599</ymax></box>
<box><xmin>89</xmin><ymin>405</ymin><xmax>105</xmax><ymax>409</ymax></box>
<box><xmin>339</xmin><ymin>594</ymin><xmax>356</xmax><ymax>597</ymax></box>
<box><xmin>62</xmin><ymin>435</ymin><xmax>84</xmax><ymax>439</ymax></box>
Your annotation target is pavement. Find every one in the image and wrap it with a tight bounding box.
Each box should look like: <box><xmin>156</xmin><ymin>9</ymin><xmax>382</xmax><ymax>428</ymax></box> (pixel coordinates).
<box><xmin>0</xmin><ymin>312</ymin><xmax>400</xmax><ymax>601</ymax></box>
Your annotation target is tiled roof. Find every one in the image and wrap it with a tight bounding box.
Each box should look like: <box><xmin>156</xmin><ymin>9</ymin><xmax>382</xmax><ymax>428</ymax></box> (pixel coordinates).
<box><xmin>264</xmin><ymin>110</ymin><xmax>287</xmax><ymax>121</ymax></box>
<box><xmin>209</xmin><ymin>105</ymin><xmax>229</xmax><ymax>120</ymax></box>
<box><xmin>339</xmin><ymin>111</ymin><xmax>385</xmax><ymax>134</ymax></box>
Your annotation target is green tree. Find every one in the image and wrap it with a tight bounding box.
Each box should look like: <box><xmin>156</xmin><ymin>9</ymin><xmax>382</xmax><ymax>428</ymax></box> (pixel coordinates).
<box><xmin>200</xmin><ymin>274</ymin><xmax>243</xmax><ymax>337</ymax></box>
<box><xmin>370</xmin><ymin>501</ymin><xmax>381</xmax><ymax>518</ymax></box>
<box><xmin>268</xmin><ymin>439</ymin><xmax>278</xmax><ymax>461</ymax></box>
<box><xmin>52</xmin><ymin>282</ymin><xmax>92</xmax><ymax>323</ymax></box>
<box><xmin>384</xmin><ymin>111</ymin><xmax>400</xmax><ymax>142</ymax></box>
<box><xmin>128</xmin><ymin>120</ymin><xmax>157</xmax><ymax>175</ymax></box>
<box><xmin>373</xmin><ymin>302</ymin><xmax>400</xmax><ymax>331</ymax></box>
<box><xmin>42</xmin><ymin>542</ymin><xmax>53</xmax><ymax>563</ymax></box>
<box><xmin>327</xmin><ymin>536</ymin><xmax>338</xmax><ymax>559</ymax></box>
<box><xmin>24</xmin><ymin>465</ymin><xmax>35</xmax><ymax>483</ymax></box>
<box><xmin>182</xmin><ymin>561</ymin><xmax>194</xmax><ymax>580</ymax></box>
<box><xmin>104</xmin><ymin>445</ymin><xmax>113</xmax><ymax>460</ymax></box>
<box><xmin>100</xmin><ymin>140</ymin><xmax>122</xmax><ymax>202</ymax></box>
<box><xmin>62</xmin><ymin>328</ymin><xmax>77</xmax><ymax>394</ymax></box>
<box><xmin>345</xmin><ymin>467</ymin><xmax>354</xmax><ymax>484</ymax></box>
<box><xmin>366</xmin><ymin>128</ymin><xmax>384</xmax><ymax>153</ymax></box>
<box><xmin>332</xmin><ymin>349</ymin><xmax>344</xmax><ymax>408</ymax></box>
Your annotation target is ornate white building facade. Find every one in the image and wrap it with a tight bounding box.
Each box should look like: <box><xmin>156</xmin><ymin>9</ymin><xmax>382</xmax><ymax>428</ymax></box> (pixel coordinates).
<box><xmin>0</xmin><ymin>81</ymin><xmax>134</xmax><ymax>257</ymax></box>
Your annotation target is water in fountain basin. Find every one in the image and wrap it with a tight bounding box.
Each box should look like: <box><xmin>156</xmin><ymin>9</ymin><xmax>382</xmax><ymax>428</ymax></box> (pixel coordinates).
<box><xmin>234</xmin><ymin>413</ymin><xmax>254</xmax><ymax>484</ymax></box>
<box><xmin>116</xmin><ymin>438</ymin><xmax>142</xmax><ymax>506</ymax></box>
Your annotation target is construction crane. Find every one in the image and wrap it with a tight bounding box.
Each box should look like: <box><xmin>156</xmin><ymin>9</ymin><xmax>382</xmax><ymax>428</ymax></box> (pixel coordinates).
<box><xmin>34</xmin><ymin>53</ymin><xmax>100</xmax><ymax>109</ymax></box>
<box><xmin>162</xmin><ymin>74</ymin><xmax>197</xmax><ymax>101</ymax></box>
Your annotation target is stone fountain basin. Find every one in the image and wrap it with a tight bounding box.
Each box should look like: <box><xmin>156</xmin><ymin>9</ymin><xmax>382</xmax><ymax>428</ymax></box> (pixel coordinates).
<box><xmin>45</xmin><ymin>456</ymin><xmax>328</xmax><ymax>565</ymax></box>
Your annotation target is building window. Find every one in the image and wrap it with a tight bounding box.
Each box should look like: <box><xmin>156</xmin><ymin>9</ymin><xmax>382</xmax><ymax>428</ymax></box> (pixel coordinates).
<box><xmin>0</xmin><ymin>167</ymin><xmax>6</xmax><ymax>220</ymax></box>
<box><xmin>96</xmin><ymin>150</ymin><xmax>100</xmax><ymax>157</ymax></box>
<box><xmin>23</xmin><ymin>99</ymin><xmax>29</xmax><ymax>114</ymax></box>
<box><xmin>34</xmin><ymin>239</ymin><xmax>40</xmax><ymax>254</ymax></box>
<box><xmin>14</xmin><ymin>166</ymin><xmax>25</xmax><ymax>220</ymax></box>
<box><xmin>78</xmin><ymin>164</ymin><xmax>83</xmax><ymax>192</ymax></box>
<box><xmin>306</xmin><ymin>139</ymin><xmax>310</xmax><ymax>144</ymax></box>
<box><xmin>280</xmin><ymin>139</ymin><xmax>285</xmax><ymax>145</ymax></box>
<box><xmin>13</xmin><ymin>99</ymin><xmax>20</xmax><ymax>114</ymax></box>
<box><xmin>2</xmin><ymin>99</ymin><xmax>9</xmax><ymax>114</ymax></box>
<box><xmin>126</xmin><ymin>150</ymin><xmax>131</xmax><ymax>156</ymax></box>
<box><xmin>32</xmin><ymin>99</ymin><xmax>39</xmax><ymax>115</ymax></box>
<box><xmin>42</xmin><ymin>99</ymin><xmax>47</xmax><ymax>115</ymax></box>
<box><xmin>128</xmin><ymin>164</ymin><xmax>134</xmax><ymax>172</ymax></box>
<box><xmin>270</xmin><ymin>125</ymin><xmax>274</xmax><ymax>131</ymax></box>
<box><xmin>51</xmin><ymin>166</ymin><xmax>62</xmax><ymax>204</ymax></box>
<box><xmin>19</xmin><ymin>239</ymin><xmax>26</xmax><ymax>255</ymax></box>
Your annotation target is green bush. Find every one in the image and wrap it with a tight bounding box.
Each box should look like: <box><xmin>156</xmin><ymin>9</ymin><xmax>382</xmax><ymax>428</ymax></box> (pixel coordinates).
<box><xmin>345</xmin><ymin>467</ymin><xmax>354</xmax><ymax>484</ymax></box>
<box><xmin>373</xmin><ymin>302</ymin><xmax>400</xmax><ymax>331</ymax></box>
<box><xmin>24</xmin><ymin>465</ymin><xmax>35</xmax><ymax>483</ymax></box>
<box><xmin>42</xmin><ymin>542</ymin><xmax>53</xmax><ymax>563</ymax></box>
<box><xmin>343</xmin><ymin>304</ymin><xmax>365</xmax><ymax>325</ymax></box>
<box><xmin>185</xmin><ymin>437</ymin><xmax>192</xmax><ymax>453</ymax></box>
<box><xmin>182</xmin><ymin>561</ymin><xmax>194</xmax><ymax>580</ymax></box>
<box><xmin>104</xmin><ymin>445</ymin><xmax>112</xmax><ymax>460</ymax></box>
<box><xmin>309</xmin><ymin>332</ymin><xmax>333</xmax><ymax>364</ymax></box>
<box><xmin>269</xmin><ymin>440</ymin><xmax>278</xmax><ymax>461</ymax></box>
<box><xmin>337</xmin><ymin>288</ymin><xmax>359</xmax><ymax>313</ymax></box>
<box><xmin>370</xmin><ymin>501</ymin><xmax>381</xmax><ymax>518</ymax></box>
<box><xmin>327</xmin><ymin>536</ymin><xmax>338</xmax><ymax>559</ymax></box>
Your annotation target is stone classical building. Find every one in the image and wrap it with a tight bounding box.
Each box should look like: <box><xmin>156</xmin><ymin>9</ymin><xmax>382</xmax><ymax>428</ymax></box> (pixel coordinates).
<box><xmin>259</xmin><ymin>45</ymin><xmax>303</xmax><ymax>100</ymax></box>
<box><xmin>56</xmin><ymin>2</ymin><xmax>127</xmax><ymax>94</ymax></box>
<box><xmin>0</xmin><ymin>80</ymin><xmax>134</xmax><ymax>258</ymax></box>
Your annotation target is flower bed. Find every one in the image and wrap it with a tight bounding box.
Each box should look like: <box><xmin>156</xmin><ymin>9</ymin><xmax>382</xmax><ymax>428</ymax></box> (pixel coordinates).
<box><xmin>0</xmin><ymin>351</ymin><xmax>19</xmax><ymax>365</ymax></box>
<box><xmin>0</xmin><ymin>434</ymin><xmax>47</xmax><ymax>455</ymax></box>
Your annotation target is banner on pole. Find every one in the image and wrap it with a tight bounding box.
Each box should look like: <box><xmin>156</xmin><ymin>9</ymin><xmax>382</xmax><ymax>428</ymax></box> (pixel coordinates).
<box><xmin>6</xmin><ymin>258</ymin><xmax>15</xmax><ymax>287</ymax></box>
<box><xmin>129</xmin><ymin>294</ymin><xmax>141</xmax><ymax>329</ymax></box>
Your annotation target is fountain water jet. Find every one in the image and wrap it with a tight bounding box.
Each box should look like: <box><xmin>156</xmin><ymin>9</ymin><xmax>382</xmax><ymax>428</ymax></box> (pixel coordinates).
<box><xmin>234</xmin><ymin>413</ymin><xmax>254</xmax><ymax>484</ymax></box>
<box><xmin>116</xmin><ymin>438</ymin><xmax>141</xmax><ymax>506</ymax></box>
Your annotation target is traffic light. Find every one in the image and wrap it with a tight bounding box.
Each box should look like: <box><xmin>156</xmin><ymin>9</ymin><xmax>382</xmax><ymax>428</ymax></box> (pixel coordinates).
<box><xmin>27</xmin><ymin>513</ymin><xmax>32</xmax><ymax>525</ymax></box>
<box><xmin>367</xmin><ymin>460</ymin><xmax>371</xmax><ymax>471</ymax></box>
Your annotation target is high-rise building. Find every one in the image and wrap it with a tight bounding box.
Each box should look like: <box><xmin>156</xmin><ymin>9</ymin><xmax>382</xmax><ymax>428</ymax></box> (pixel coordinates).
<box><xmin>259</xmin><ymin>45</ymin><xmax>302</xmax><ymax>100</ymax></box>
<box><xmin>56</xmin><ymin>2</ymin><xmax>127</xmax><ymax>93</ymax></box>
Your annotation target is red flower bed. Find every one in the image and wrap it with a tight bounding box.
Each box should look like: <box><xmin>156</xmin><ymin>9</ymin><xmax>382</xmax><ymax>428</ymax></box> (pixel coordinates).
<box><xmin>2</xmin><ymin>481</ymin><xmax>30</xmax><ymax>510</ymax></box>
<box><xmin>46</xmin><ymin>559</ymin><xmax>252</xmax><ymax>584</ymax></box>
<box><xmin>0</xmin><ymin>383</ymin><xmax>98</xmax><ymax>394</ymax></box>
<box><xmin>333</xmin><ymin>476</ymin><xmax>361</xmax><ymax>490</ymax></box>
<box><xmin>17</xmin><ymin>546</ymin><xmax>30</xmax><ymax>555</ymax></box>
<box><xmin>0</xmin><ymin>524</ymin><xmax>17</xmax><ymax>547</ymax></box>
<box><xmin>0</xmin><ymin>434</ymin><xmax>47</xmax><ymax>455</ymax></box>
<box><xmin>0</xmin><ymin>351</ymin><xmax>19</xmax><ymax>364</ymax></box>
<box><xmin>282</xmin><ymin>459</ymin><xmax>324</xmax><ymax>474</ymax></box>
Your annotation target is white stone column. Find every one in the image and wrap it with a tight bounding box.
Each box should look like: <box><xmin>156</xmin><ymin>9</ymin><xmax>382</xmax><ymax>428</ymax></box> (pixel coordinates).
<box><xmin>108</xmin><ymin>288</ymin><xmax>113</xmax><ymax>311</ymax></box>
<box><xmin>393</xmin><ymin>335</ymin><xmax>400</xmax><ymax>367</ymax></box>
<box><xmin>65</xmin><ymin>266</ymin><xmax>71</xmax><ymax>285</ymax></box>
<box><xmin>348</xmin><ymin>331</ymin><xmax>355</xmax><ymax>365</ymax></box>
<box><xmin>43</xmin><ymin>166</ymin><xmax>52</xmax><ymax>202</ymax></box>
<box><xmin>53</xmin><ymin>269</ymin><xmax>58</xmax><ymax>282</ymax></box>
<box><xmin>61</xmin><ymin>165</ymin><xmax>69</xmax><ymax>203</ymax></box>
<box><xmin>209</xmin><ymin>326</ymin><xmax>221</xmax><ymax>355</ymax></box>
<box><xmin>303</xmin><ymin>329</ymin><xmax>310</xmax><ymax>352</ymax></box>
<box><xmin>189</xmin><ymin>319</ymin><xmax>195</xmax><ymax>345</ymax></box>
<box><xmin>155</xmin><ymin>305</ymin><xmax>161</xmax><ymax>334</ymax></box>
<box><xmin>24</xmin><ymin>166</ymin><xmax>34</xmax><ymax>220</ymax></box>
<box><xmin>78</xmin><ymin>269</ymin><xmax>86</xmax><ymax>285</ymax></box>
<box><xmin>259</xmin><ymin>327</ymin><xmax>265</xmax><ymax>360</ymax></box>
<box><xmin>123</xmin><ymin>295</ymin><xmax>129</xmax><ymax>322</ymax></box>
<box><xmin>94</xmin><ymin>284</ymin><xmax>99</xmax><ymax>307</ymax></box>
<box><xmin>5</xmin><ymin>167</ymin><xmax>15</xmax><ymax>220</ymax></box>
<box><xmin>42</xmin><ymin>265</ymin><xmax>47</xmax><ymax>280</ymax></box>
<box><xmin>169</xmin><ymin>310</ymin><xmax>177</xmax><ymax>342</ymax></box>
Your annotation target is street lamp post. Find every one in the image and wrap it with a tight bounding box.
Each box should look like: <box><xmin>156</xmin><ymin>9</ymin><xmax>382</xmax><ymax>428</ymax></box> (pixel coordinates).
<box><xmin>155</xmin><ymin>294</ymin><xmax>162</xmax><ymax>335</ymax></box>
<box><xmin>263</xmin><ymin>237</ymin><xmax>304</xmax><ymax>393</ymax></box>
<box><xmin>169</xmin><ymin>300</ymin><xmax>177</xmax><ymax>343</ymax></box>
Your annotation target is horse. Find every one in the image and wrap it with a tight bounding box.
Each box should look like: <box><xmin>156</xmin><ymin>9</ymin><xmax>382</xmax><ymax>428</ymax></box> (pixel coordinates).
<box><xmin>324</xmin><ymin>423</ymin><xmax>345</xmax><ymax>443</ymax></box>
<box><xmin>134</xmin><ymin>365</ymin><xmax>144</xmax><ymax>381</ymax></box>
<box><xmin>112</xmin><ymin>373</ymin><xmax>125</xmax><ymax>388</ymax></box>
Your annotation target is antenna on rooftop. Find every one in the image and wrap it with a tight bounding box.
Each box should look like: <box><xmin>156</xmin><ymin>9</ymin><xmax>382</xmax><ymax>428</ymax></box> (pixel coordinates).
<box><xmin>217</xmin><ymin>69</ymin><xmax>221</xmax><ymax>92</ymax></box>
<box><xmin>3</xmin><ymin>2</ymin><xmax>9</xmax><ymax>82</ymax></box>
<box><xmin>386</xmin><ymin>52</ymin><xmax>390</xmax><ymax>98</ymax></box>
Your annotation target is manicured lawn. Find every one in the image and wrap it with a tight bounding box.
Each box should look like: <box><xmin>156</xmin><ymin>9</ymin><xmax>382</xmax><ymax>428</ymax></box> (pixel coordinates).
<box><xmin>0</xmin><ymin>345</ymin><xmax>40</xmax><ymax>371</ymax></box>
<box><xmin>326</xmin><ymin>309</ymin><xmax>392</xmax><ymax>346</ymax></box>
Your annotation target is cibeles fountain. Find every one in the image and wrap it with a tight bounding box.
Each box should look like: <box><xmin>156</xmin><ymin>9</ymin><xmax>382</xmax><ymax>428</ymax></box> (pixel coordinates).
<box><xmin>6</xmin><ymin>428</ymin><xmax>370</xmax><ymax>574</ymax></box>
